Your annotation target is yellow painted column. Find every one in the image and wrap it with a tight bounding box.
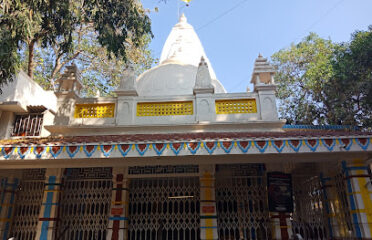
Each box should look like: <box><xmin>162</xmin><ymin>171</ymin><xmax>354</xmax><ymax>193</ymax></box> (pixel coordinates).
<box><xmin>342</xmin><ymin>159</ymin><xmax>372</xmax><ymax>239</ymax></box>
<box><xmin>35</xmin><ymin>168</ymin><xmax>63</xmax><ymax>240</ymax></box>
<box><xmin>107</xmin><ymin>167</ymin><xmax>130</xmax><ymax>240</ymax></box>
<box><xmin>199</xmin><ymin>165</ymin><xmax>218</xmax><ymax>240</ymax></box>
<box><xmin>320</xmin><ymin>171</ymin><xmax>354</xmax><ymax>239</ymax></box>
<box><xmin>0</xmin><ymin>176</ymin><xmax>18</xmax><ymax>240</ymax></box>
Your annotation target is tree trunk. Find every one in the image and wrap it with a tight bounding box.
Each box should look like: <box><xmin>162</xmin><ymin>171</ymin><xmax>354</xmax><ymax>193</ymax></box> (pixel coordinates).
<box><xmin>27</xmin><ymin>40</ymin><xmax>36</xmax><ymax>79</ymax></box>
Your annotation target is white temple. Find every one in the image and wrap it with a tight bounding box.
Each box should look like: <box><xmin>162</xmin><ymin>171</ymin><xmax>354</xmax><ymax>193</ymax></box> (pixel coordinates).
<box><xmin>0</xmin><ymin>14</ymin><xmax>371</xmax><ymax>240</ymax></box>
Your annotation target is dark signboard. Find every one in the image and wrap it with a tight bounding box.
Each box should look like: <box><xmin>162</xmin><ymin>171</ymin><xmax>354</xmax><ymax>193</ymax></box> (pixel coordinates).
<box><xmin>267</xmin><ymin>172</ymin><xmax>293</xmax><ymax>212</ymax></box>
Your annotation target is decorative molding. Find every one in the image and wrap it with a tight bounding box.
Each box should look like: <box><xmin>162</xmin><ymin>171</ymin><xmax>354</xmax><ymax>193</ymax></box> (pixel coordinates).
<box><xmin>1</xmin><ymin>137</ymin><xmax>371</xmax><ymax>160</ymax></box>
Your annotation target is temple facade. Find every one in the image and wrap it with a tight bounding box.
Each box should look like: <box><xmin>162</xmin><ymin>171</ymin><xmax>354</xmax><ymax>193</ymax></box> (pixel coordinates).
<box><xmin>0</xmin><ymin>14</ymin><xmax>371</xmax><ymax>240</ymax></box>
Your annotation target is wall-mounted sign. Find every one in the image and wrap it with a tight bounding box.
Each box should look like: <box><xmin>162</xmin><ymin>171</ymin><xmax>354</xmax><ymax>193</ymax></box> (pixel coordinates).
<box><xmin>267</xmin><ymin>172</ymin><xmax>293</xmax><ymax>212</ymax></box>
<box><xmin>111</xmin><ymin>208</ymin><xmax>124</xmax><ymax>215</ymax></box>
<box><xmin>202</xmin><ymin>206</ymin><xmax>215</xmax><ymax>214</ymax></box>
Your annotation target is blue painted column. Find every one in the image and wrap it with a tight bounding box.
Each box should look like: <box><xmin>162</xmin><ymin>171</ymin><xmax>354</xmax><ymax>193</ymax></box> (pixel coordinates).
<box><xmin>35</xmin><ymin>168</ymin><xmax>63</xmax><ymax>240</ymax></box>
<box><xmin>0</xmin><ymin>177</ymin><xmax>18</xmax><ymax>240</ymax></box>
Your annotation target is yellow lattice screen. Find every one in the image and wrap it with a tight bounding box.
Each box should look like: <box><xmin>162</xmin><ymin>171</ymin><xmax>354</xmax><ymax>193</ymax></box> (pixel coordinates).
<box><xmin>215</xmin><ymin>99</ymin><xmax>257</xmax><ymax>114</ymax></box>
<box><xmin>74</xmin><ymin>103</ymin><xmax>115</xmax><ymax>118</ymax></box>
<box><xmin>137</xmin><ymin>101</ymin><xmax>193</xmax><ymax>116</ymax></box>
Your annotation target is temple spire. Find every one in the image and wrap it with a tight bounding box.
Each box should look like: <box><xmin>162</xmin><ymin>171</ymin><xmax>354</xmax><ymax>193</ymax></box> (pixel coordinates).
<box><xmin>193</xmin><ymin>57</ymin><xmax>214</xmax><ymax>94</ymax></box>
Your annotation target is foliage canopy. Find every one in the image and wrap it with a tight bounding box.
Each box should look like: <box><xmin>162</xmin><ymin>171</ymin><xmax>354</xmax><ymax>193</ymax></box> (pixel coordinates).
<box><xmin>0</xmin><ymin>0</ymin><xmax>152</xmax><ymax>93</ymax></box>
<box><xmin>272</xmin><ymin>28</ymin><xmax>372</xmax><ymax>128</ymax></box>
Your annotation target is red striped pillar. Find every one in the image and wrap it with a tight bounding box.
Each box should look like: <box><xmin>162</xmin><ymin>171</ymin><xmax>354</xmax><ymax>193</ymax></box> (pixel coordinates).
<box><xmin>107</xmin><ymin>167</ymin><xmax>130</xmax><ymax>240</ymax></box>
<box><xmin>35</xmin><ymin>168</ymin><xmax>63</xmax><ymax>240</ymax></box>
<box><xmin>270</xmin><ymin>212</ymin><xmax>291</xmax><ymax>240</ymax></box>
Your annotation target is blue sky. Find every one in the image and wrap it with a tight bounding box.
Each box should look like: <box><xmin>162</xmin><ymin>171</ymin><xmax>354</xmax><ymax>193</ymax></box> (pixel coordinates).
<box><xmin>142</xmin><ymin>0</ymin><xmax>371</xmax><ymax>92</ymax></box>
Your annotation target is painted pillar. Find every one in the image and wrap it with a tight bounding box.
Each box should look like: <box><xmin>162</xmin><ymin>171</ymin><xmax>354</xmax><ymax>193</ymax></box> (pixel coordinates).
<box><xmin>35</xmin><ymin>168</ymin><xmax>63</xmax><ymax>240</ymax></box>
<box><xmin>343</xmin><ymin>159</ymin><xmax>372</xmax><ymax>239</ymax></box>
<box><xmin>199</xmin><ymin>164</ymin><xmax>218</xmax><ymax>240</ymax></box>
<box><xmin>320</xmin><ymin>173</ymin><xmax>338</xmax><ymax>238</ymax></box>
<box><xmin>320</xmin><ymin>171</ymin><xmax>353</xmax><ymax>238</ymax></box>
<box><xmin>270</xmin><ymin>212</ymin><xmax>291</xmax><ymax>240</ymax></box>
<box><xmin>107</xmin><ymin>167</ymin><xmax>130</xmax><ymax>240</ymax></box>
<box><xmin>0</xmin><ymin>177</ymin><xmax>18</xmax><ymax>240</ymax></box>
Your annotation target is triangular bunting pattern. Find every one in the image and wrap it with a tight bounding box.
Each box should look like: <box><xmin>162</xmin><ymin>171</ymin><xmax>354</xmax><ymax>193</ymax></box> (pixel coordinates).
<box><xmin>170</xmin><ymin>143</ymin><xmax>183</xmax><ymax>155</ymax></box>
<box><xmin>254</xmin><ymin>141</ymin><xmax>269</xmax><ymax>153</ymax></box>
<box><xmin>322</xmin><ymin>139</ymin><xmax>335</xmax><ymax>151</ymax></box>
<box><xmin>2</xmin><ymin>147</ymin><xmax>14</xmax><ymax>159</ymax></box>
<box><xmin>153</xmin><ymin>143</ymin><xmax>166</xmax><ymax>156</ymax></box>
<box><xmin>83</xmin><ymin>145</ymin><xmax>97</xmax><ymax>157</ymax></box>
<box><xmin>118</xmin><ymin>144</ymin><xmax>132</xmax><ymax>157</ymax></box>
<box><xmin>101</xmin><ymin>145</ymin><xmax>114</xmax><ymax>157</ymax></box>
<box><xmin>356</xmin><ymin>138</ymin><xmax>370</xmax><ymax>151</ymax></box>
<box><xmin>34</xmin><ymin>146</ymin><xmax>46</xmax><ymax>159</ymax></box>
<box><xmin>187</xmin><ymin>142</ymin><xmax>200</xmax><ymax>155</ymax></box>
<box><xmin>340</xmin><ymin>139</ymin><xmax>352</xmax><ymax>151</ymax></box>
<box><xmin>18</xmin><ymin>147</ymin><xmax>30</xmax><ymax>159</ymax></box>
<box><xmin>220</xmin><ymin>141</ymin><xmax>233</xmax><ymax>153</ymax></box>
<box><xmin>288</xmin><ymin>140</ymin><xmax>302</xmax><ymax>152</ymax></box>
<box><xmin>237</xmin><ymin>141</ymin><xmax>251</xmax><ymax>153</ymax></box>
<box><xmin>204</xmin><ymin>142</ymin><xmax>217</xmax><ymax>154</ymax></box>
<box><xmin>136</xmin><ymin>144</ymin><xmax>149</xmax><ymax>156</ymax></box>
<box><xmin>51</xmin><ymin>146</ymin><xmax>63</xmax><ymax>158</ymax></box>
<box><xmin>305</xmin><ymin>139</ymin><xmax>319</xmax><ymax>152</ymax></box>
<box><xmin>66</xmin><ymin>146</ymin><xmax>80</xmax><ymax>158</ymax></box>
<box><xmin>272</xmin><ymin>140</ymin><xmax>285</xmax><ymax>153</ymax></box>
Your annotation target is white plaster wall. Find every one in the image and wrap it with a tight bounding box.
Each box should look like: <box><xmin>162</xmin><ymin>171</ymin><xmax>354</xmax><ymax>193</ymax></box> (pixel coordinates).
<box><xmin>0</xmin><ymin>71</ymin><xmax>57</xmax><ymax>112</ymax></box>
<box><xmin>48</xmin><ymin>88</ymin><xmax>282</xmax><ymax>135</ymax></box>
<box><xmin>0</xmin><ymin>111</ymin><xmax>14</xmax><ymax>139</ymax></box>
<box><xmin>40</xmin><ymin>110</ymin><xmax>55</xmax><ymax>137</ymax></box>
<box><xmin>66</xmin><ymin>91</ymin><xmax>278</xmax><ymax>128</ymax></box>
<box><xmin>256</xmin><ymin>86</ymin><xmax>279</xmax><ymax>121</ymax></box>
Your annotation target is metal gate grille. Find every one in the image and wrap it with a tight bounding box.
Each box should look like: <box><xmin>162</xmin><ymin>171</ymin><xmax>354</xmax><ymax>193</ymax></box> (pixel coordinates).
<box><xmin>129</xmin><ymin>177</ymin><xmax>200</xmax><ymax>240</ymax></box>
<box><xmin>216</xmin><ymin>164</ymin><xmax>270</xmax><ymax>240</ymax></box>
<box><xmin>57</xmin><ymin>168</ymin><xmax>112</xmax><ymax>240</ymax></box>
<box><xmin>331</xmin><ymin>173</ymin><xmax>354</xmax><ymax>238</ymax></box>
<box><xmin>10</xmin><ymin>169</ymin><xmax>45</xmax><ymax>240</ymax></box>
<box><xmin>292</xmin><ymin>175</ymin><xmax>328</xmax><ymax>240</ymax></box>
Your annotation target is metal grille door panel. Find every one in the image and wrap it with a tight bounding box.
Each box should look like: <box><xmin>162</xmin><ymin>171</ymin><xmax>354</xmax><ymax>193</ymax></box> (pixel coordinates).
<box><xmin>10</xmin><ymin>169</ymin><xmax>45</xmax><ymax>240</ymax></box>
<box><xmin>129</xmin><ymin>177</ymin><xmax>200</xmax><ymax>240</ymax></box>
<box><xmin>292</xmin><ymin>175</ymin><xmax>328</xmax><ymax>240</ymax></box>
<box><xmin>57</xmin><ymin>168</ymin><xmax>112</xmax><ymax>240</ymax></box>
<box><xmin>216</xmin><ymin>164</ymin><xmax>270</xmax><ymax>240</ymax></box>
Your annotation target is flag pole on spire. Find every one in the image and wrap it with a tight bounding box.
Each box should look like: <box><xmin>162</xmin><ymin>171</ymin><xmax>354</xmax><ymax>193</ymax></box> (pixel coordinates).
<box><xmin>178</xmin><ymin>0</ymin><xmax>191</xmax><ymax>19</ymax></box>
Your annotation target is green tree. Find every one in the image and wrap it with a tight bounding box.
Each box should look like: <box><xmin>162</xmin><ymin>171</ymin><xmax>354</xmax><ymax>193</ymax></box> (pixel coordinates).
<box><xmin>271</xmin><ymin>33</ymin><xmax>336</xmax><ymax>125</ymax></box>
<box><xmin>0</xmin><ymin>0</ymin><xmax>152</xmax><ymax>92</ymax></box>
<box><xmin>324</xmin><ymin>27</ymin><xmax>372</xmax><ymax>128</ymax></box>
<box><xmin>28</xmin><ymin>25</ymin><xmax>154</xmax><ymax>96</ymax></box>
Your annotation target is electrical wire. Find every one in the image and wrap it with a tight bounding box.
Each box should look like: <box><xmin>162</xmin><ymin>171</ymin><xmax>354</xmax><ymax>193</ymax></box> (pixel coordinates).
<box><xmin>196</xmin><ymin>0</ymin><xmax>249</xmax><ymax>31</ymax></box>
<box><xmin>293</xmin><ymin>0</ymin><xmax>346</xmax><ymax>42</ymax></box>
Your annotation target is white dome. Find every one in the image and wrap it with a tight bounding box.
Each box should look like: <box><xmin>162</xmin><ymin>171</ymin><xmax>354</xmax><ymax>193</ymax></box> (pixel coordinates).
<box><xmin>136</xmin><ymin>14</ymin><xmax>226</xmax><ymax>96</ymax></box>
